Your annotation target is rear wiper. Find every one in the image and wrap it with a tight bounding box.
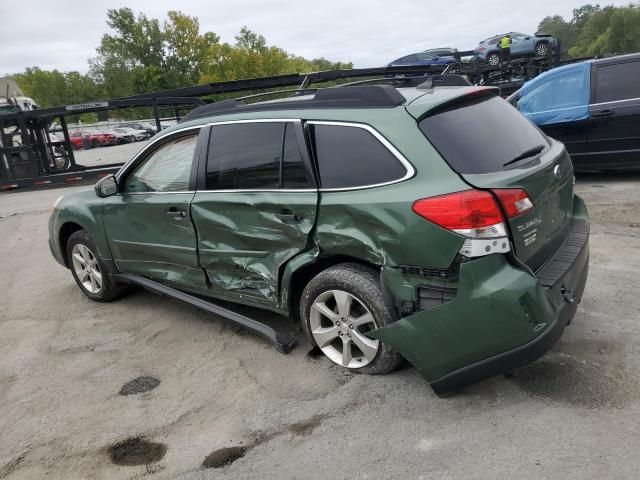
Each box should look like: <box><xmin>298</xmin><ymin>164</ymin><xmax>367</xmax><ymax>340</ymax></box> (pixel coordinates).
<box><xmin>503</xmin><ymin>144</ymin><xmax>545</xmax><ymax>167</ymax></box>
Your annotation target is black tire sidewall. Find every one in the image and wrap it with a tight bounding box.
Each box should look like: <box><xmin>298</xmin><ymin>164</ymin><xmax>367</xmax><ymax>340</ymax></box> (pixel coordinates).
<box><xmin>66</xmin><ymin>230</ymin><xmax>120</xmax><ymax>302</ymax></box>
<box><xmin>300</xmin><ymin>263</ymin><xmax>402</xmax><ymax>375</ymax></box>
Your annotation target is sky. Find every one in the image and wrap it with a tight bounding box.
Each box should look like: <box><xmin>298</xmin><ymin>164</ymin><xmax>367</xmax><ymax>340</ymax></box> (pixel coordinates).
<box><xmin>0</xmin><ymin>0</ymin><xmax>632</xmax><ymax>76</ymax></box>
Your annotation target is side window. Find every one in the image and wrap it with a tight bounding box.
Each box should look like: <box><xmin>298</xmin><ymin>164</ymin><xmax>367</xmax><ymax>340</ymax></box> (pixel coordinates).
<box><xmin>207</xmin><ymin>122</ymin><xmax>282</xmax><ymax>190</ymax></box>
<box><xmin>595</xmin><ymin>62</ymin><xmax>640</xmax><ymax>103</ymax></box>
<box><xmin>312</xmin><ymin>124</ymin><xmax>407</xmax><ymax>189</ymax></box>
<box><xmin>206</xmin><ymin>122</ymin><xmax>314</xmax><ymax>190</ymax></box>
<box><xmin>282</xmin><ymin>123</ymin><xmax>313</xmax><ymax>188</ymax></box>
<box><xmin>125</xmin><ymin>134</ymin><xmax>197</xmax><ymax>193</ymax></box>
<box><xmin>518</xmin><ymin>67</ymin><xmax>588</xmax><ymax>113</ymax></box>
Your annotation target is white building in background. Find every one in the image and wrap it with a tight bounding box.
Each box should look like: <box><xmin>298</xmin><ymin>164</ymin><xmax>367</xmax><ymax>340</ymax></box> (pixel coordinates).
<box><xmin>0</xmin><ymin>77</ymin><xmax>39</xmax><ymax>115</ymax></box>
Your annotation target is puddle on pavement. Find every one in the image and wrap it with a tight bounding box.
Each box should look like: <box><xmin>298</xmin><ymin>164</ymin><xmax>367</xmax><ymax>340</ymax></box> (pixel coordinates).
<box><xmin>108</xmin><ymin>437</ymin><xmax>167</xmax><ymax>466</ymax></box>
<box><xmin>119</xmin><ymin>376</ymin><xmax>160</xmax><ymax>396</ymax></box>
<box><xmin>202</xmin><ymin>446</ymin><xmax>249</xmax><ymax>469</ymax></box>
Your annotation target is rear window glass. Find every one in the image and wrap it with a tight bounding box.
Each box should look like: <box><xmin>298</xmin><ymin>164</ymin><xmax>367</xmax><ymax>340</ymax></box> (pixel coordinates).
<box><xmin>418</xmin><ymin>94</ymin><xmax>548</xmax><ymax>174</ymax></box>
<box><xmin>312</xmin><ymin>124</ymin><xmax>407</xmax><ymax>189</ymax></box>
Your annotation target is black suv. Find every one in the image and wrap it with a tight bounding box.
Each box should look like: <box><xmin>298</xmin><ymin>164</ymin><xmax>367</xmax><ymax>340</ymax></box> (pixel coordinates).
<box><xmin>509</xmin><ymin>53</ymin><xmax>640</xmax><ymax>171</ymax></box>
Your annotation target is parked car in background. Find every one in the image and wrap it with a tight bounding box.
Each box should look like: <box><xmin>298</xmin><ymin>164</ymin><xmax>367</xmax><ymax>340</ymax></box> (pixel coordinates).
<box><xmin>424</xmin><ymin>47</ymin><xmax>458</xmax><ymax>57</ymax></box>
<box><xmin>102</xmin><ymin>130</ymin><xmax>131</xmax><ymax>144</ymax></box>
<box><xmin>474</xmin><ymin>32</ymin><xmax>559</xmax><ymax>66</ymax></box>
<box><xmin>508</xmin><ymin>53</ymin><xmax>640</xmax><ymax>171</ymax></box>
<box><xmin>123</xmin><ymin>122</ymin><xmax>156</xmax><ymax>135</ymax></box>
<box><xmin>113</xmin><ymin>127</ymin><xmax>150</xmax><ymax>142</ymax></box>
<box><xmin>69</xmin><ymin>131</ymin><xmax>116</xmax><ymax>149</ymax></box>
<box><xmin>49</xmin><ymin>82</ymin><xmax>589</xmax><ymax>395</ymax></box>
<box><xmin>388</xmin><ymin>51</ymin><xmax>456</xmax><ymax>67</ymax></box>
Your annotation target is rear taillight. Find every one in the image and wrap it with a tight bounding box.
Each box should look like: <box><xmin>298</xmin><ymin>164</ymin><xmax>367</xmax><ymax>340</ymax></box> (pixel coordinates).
<box><xmin>413</xmin><ymin>189</ymin><xmax>533</xmax><ymax>258</ymax></box>
<box><xmin>491</xmin><ymin>188</ymin><xmax>534</xmax><ymax>218</ymax></box>
<box><xmin>412</xmin><ymin>190</ymin><xmax>506</xmax><ymax>239</ymax></box>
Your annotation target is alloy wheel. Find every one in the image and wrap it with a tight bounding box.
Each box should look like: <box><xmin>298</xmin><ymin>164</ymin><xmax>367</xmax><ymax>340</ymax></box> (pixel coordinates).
<box><xmin>536</xmin><ymin>43</ymin><xmax>549</xmax><ymax>56</ymax></box>
<box><xmin>488</xmin><ymin>54</ymin><xmax>500</xmax><ymax>66</ymax></box>
<box><xmin>309</xmin><ymin>290</ymin><xmax>380</xmax><ymax>368</ymax></box>
<box><xmin>71</xmin><ymin>244</ymin><xmax>103</xmax><ymax>294</ymax></box>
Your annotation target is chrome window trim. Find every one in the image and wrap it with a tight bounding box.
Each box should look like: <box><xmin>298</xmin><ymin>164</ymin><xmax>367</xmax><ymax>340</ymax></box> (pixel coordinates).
<box><xmin>195</xmin><ymin>189</ymin><xmax>317</xmax><ymax>193</ymax></box>
<box><xmin>115</xmin><ymin>118</ymin><xmax>416</xmax><ymax>194</ymax></box>
<box><xmin>590</xmin><ymin>97</ymin><xmax>640</xmax><ymax>107</ymax></box>
<box><xmin>115</xmin><ymin>118</ymin><xmax>302</xmax><ymax>182</ymax></box>
<box><xmin>307</xmin><ymin>120</ymin><xmax>416</xmax><ymax>192</ymax></box>
<box><xmin>120</xmin><ymin>191</ymin><xmax>195</xmax><ymax>195</ymax></box>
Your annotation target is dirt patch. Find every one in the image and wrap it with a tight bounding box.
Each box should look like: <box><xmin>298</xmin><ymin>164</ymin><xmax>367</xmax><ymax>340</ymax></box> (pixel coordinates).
<box><xmin>288</xmin><ymin>414</ymin><xmax>324</xmax><ymax>436</ymax></box>
<box><xmin>201</xmin><ymin>446</ymin><xmax>249</xmax><ymax>469</ymax></box>
<box><xmin>201</xmin><ymin>414</ymin><xmax>328</xmax><ymax>469</ymax></box>
<box><xmin>108</xmin><ymin>437</ymin><xmax>167</xmax><ymax>466</ymax></box>
<box><xmin>119</xmin><ymin>376</ymin><xmax>161</xmax><ymax>396</ymax></box>
<box><xmin>0</xmin><ymin>451</ymin><xmax>26</xmax><ymax>479</ymax></box>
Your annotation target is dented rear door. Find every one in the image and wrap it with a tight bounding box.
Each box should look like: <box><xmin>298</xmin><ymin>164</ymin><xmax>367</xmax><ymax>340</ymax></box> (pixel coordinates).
<box><xmin>190</xmin><ymin>120</ymin><xmax>317</xmax><ymax>305</ymax></box>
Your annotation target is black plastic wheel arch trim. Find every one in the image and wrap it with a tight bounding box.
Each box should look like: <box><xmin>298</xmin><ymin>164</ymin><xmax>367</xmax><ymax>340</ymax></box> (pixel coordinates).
<box><xmin>112</xmin><ymin>273</ymin><xmax>296</xmax><ymax>354</ymax></box>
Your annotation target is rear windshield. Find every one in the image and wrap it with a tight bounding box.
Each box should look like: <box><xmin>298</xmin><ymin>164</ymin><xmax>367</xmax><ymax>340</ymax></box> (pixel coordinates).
<box><xmin>418</xmin><ymin>94</ymin><xmax>548</xmax><ymax>174</ymax></box>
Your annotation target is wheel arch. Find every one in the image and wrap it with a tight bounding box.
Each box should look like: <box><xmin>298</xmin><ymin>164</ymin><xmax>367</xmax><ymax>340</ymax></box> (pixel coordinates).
<box><xmin>59</xmin><ymin>221</ymin><xmax>85</xmax><ymax>267</ymax></box>
<box><xmin>282</xmin><ymin>252</ymin><xmax>382</xmax><ymax>321</ymax></box>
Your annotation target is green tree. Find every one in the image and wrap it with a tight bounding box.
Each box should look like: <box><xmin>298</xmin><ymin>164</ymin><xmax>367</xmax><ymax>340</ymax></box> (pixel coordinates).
<box><xmin>537</xmin><ymin>15</ymin><xmax>577</xmax><ymax>54</ymax></box>
<box><xmin>201</xmin><ymin>26</ymin><xmax>351</xmax><ymax>83</ymax></box>
<box><xmin>14</xmin><ymin>10</ymin><xmax>353</xmax><ymax>108</ymax></box>
<box><xmin>13</xmin><ymin>67</ymin><xmax>100</xmax><ymax>107</ymax></box>
<box><xmin>90</xmin><ymin>7</ymin><xmax>218</xmax><ymax>95</ymax></box>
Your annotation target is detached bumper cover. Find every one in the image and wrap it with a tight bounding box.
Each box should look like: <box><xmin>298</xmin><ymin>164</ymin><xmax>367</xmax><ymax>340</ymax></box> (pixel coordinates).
<box><xmin>369</xmin><ymin>218</ymin><xmax>589</xmax><ymax>395</ymax></box>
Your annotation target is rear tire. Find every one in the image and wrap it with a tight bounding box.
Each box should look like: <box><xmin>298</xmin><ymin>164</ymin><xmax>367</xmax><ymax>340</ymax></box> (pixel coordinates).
<box><xmin>67</xmin><ymin>230</ymin><xmax>126</xmax><ymax>302</ymax></box>
<box><xmin>300</xmin><ymin>263</ymin><xmax>403</xmax><ymax>375</ymax></box>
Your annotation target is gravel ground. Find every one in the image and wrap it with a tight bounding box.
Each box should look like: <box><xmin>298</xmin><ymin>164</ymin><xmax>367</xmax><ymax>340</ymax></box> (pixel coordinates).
<box><xmin>0</xmin><ymin>173</ymin><xmax>639</xmax><ymax>479</ymax></box>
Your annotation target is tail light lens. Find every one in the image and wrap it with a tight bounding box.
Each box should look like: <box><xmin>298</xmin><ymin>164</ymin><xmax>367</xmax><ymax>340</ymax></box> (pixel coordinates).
<box><xmin>412</xmin><ymin>188</ymin><xmax>533</xmax><ymax>258</ymax></box>
<box><xmin>491</xmin><ymin>188</ymin><xmax>534</xmax><ymax>218</ymax></box>
<box><xmin>412</xmin><ymin>190</ymin><xmax>506</xmax><ymax>238</ymax></box>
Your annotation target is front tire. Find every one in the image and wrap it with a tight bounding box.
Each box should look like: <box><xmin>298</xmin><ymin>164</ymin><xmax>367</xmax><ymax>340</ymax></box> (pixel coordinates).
<box><xmin>487</xmin><ymin>52</ymin><xmax>501</xmax><ymax>66</ymax></box>
<box><xmin>67</xmin><ymin>230</ymin><xmax>125</xmax><ymax>302</ymax></box>
<box><xmin>300</xmin><ymin>263</ymin><xmax>403</xmax><ymax>375</ymax></box>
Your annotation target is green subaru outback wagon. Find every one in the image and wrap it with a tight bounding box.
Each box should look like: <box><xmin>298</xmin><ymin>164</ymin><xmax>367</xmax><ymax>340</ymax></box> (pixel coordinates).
<box><xmin>49</xmin><ymin>82</ymin><xmax>589</xmax><ymax>395</ymax></box>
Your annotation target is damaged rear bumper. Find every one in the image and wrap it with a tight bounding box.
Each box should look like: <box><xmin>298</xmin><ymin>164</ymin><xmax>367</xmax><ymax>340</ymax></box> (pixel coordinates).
<box><xmin>369</xmin><ymin>217</ymin><xmax>590</xmax><ymax>396</ymax></box>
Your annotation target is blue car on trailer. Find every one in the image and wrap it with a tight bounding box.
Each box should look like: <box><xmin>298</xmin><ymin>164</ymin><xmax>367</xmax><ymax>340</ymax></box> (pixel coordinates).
<box><xmin>508</xmin><ymin>53</ymin><xmax>640</xmax><ymax>171</ymax></box>
<box><xmin>387</xmin><ymin>52</ymin><xmax>456</xmax><ymax>67</ymax></box>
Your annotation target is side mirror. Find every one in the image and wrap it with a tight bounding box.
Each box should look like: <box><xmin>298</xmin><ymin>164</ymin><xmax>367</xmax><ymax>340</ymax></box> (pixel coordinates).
<box><xmin>95</xmin><ymin>174</ymin><xmax>118</xmax><ymax>198</ymax></box>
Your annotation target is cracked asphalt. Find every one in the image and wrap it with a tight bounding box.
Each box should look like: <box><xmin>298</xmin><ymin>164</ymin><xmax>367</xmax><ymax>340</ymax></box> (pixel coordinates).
<box><xmin>0</xmin><ymin>173</ymin><xmax>639</xmax><ymax>479</ymax></box>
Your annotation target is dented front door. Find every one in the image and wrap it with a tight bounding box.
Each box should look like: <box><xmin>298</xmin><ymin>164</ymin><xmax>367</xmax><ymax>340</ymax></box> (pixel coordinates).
<box><xmin>190</xmin><ymin>191</ymin><xmax>317</xmax><ymax>303</ymax></box>
<box><xmin>190</xmin><ymin>120</ymin><xmax>318</xmax><ymax>305</ymax></box>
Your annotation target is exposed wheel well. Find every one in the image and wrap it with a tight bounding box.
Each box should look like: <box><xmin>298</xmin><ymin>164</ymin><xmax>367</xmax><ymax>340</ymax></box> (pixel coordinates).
<box><xmin>59</xmin><ymin>222</ymin><xmax>84</xmax><ymax>267</ymax></box>
<box><xmin>287</xmin><ymin>255</ymin><xmax>380</xmax><ymax>322</ymax></box>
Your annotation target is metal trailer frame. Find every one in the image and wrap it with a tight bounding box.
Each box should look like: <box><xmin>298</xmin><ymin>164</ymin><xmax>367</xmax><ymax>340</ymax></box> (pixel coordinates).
<box><xmin>0</xmin><ymin>54</ymin><xmax>583</xmax><ymax>192</ymax></box>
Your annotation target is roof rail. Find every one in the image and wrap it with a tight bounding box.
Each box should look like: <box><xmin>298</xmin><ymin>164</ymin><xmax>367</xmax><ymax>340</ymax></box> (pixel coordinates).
<box><xmin>179</xmin><ymin>85</ymin><xmax>407</xmax><ymax>123</ymax></box>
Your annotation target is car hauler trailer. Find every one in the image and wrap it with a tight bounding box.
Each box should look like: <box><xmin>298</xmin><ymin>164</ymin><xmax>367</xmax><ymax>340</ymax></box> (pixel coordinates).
<box><xmin>0</xmin><ymin>53</ymin><xmax>591</xmax><ymax>192</ymax></box>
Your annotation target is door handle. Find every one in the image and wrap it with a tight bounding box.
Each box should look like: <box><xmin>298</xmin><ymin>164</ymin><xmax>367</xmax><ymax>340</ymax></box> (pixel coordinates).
<box><xmin>592</xmin><ymin>109</ymin><xmax>614</xmax><ymax>118</ymax></box>
<box><xmin>165</xmin><ymin>207</ymin><xmax>187</xmax><ymax>217</ymax></box>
